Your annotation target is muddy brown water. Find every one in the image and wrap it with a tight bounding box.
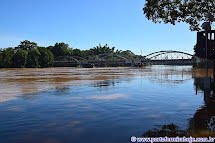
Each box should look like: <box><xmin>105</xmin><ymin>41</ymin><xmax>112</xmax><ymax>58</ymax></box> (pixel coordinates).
<box><xmin>0</xmin><ymin>66</ymin><xmax>214</xmax><ymax>143</ymax></box>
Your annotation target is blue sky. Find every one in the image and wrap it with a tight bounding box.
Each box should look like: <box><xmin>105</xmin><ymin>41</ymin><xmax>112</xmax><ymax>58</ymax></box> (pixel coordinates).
<box><xmin>0</xmin><ymin>0</ymin><xmax>197</xmax><ymax>55</ymax></box>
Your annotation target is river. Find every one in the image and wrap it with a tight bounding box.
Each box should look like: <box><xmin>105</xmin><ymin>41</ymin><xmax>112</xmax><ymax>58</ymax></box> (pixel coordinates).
<box><xmin>0</xmin><ymin>66</ymin><xmax>214</xmax><ymax>143</ymax></box>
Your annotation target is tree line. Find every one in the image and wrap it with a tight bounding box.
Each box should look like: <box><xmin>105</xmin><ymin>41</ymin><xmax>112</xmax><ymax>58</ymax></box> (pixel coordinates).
<box><xmin>0</xmin><ymin>40</ymin><xmax>139</xmax><ymax>68</ymax></box>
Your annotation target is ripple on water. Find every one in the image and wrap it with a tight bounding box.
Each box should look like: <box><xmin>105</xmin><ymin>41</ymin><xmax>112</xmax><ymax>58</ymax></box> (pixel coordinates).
<box><xmin>0</xmin><ymin>66</ymin><xmax>207</xmax><ymax>143</ymax></box>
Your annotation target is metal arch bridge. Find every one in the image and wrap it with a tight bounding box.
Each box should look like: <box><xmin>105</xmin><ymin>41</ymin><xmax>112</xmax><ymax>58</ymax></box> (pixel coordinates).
<box><xmin>55</xmin><ymin>53</ymin><xmax>128</xmax><ymax>62</ymax></box>
<box><xmin>54</xmin><ymin>53</ymin><xmax>130</xmax><ymax>67</ymax></box>
<box><xmin>143</xmin><ymin>50</ymin><xmax>196</xmax><ymax>60</ymax></box>
<box><xmin>141</xmin><ymin>50</ymin><xmax>201</xmax><ymax>65</ymax></box>
<box><xmin>54</xmin><ymin>50</ymin><xmax>201</xmax><ymax>66</ymax></box>
<box><xmin>86</xmin><ymin>53</ymin><xmax>128</xmax><ymax>61</ymax></box>
<box><xmin>55</xmin><ymin>56</ymin><xmax>88</xmax><ymax>63</ymax></box>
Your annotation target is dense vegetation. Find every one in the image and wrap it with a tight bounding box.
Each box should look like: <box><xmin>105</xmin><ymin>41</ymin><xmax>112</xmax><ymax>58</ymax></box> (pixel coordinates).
<box><xmin>0</xmin><ymin>40</ymin><xmax>139</xmax><ymax>68</ymax></box>
<box><xmin>143</xmin><ymin>0</ymin><xmax>215</xmax><ymax>31</ymax></box>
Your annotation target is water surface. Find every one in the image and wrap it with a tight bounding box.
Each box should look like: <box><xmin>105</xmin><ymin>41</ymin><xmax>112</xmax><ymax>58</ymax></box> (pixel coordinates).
<box><xmin>0</xmin><ymin>66</ymin><xmax>212</xmax><ymax>143</ymax></box>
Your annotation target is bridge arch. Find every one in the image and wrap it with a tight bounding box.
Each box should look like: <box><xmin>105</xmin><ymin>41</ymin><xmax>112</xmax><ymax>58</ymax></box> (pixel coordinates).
<box><xmin>100</xmin><ymin>53</ymin><xmax>127</xmax><ymax>61</ymax></box>
<box><xmin>143</xmin><ymin>50</ymin><xmax>195</xmax><ymax>60</ymax></box>
<box><xmin>88</xmin><ymin>53</ymin><xmax>128</xmax><ymax>61</ymax></box>
<box><xmin>55</xmin><ymin>56</ymin><xmax>87</xmax><ymax>63</ymax></box>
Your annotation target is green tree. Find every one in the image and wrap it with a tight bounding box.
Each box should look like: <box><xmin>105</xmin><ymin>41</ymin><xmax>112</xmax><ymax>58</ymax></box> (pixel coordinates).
<box><xmin>38</xmin><ymin>47</ymin><xmax>54</xmax><ymax>67</ymax></box>
<box><xmin>120</xmin><ymin>50</ymin><xmax>135</xmax><ymax>59</ymax></box>
<box><xmin>13</xmin><ymin>49</ymin><xmax>28</xmax><ymax>68</ymax></box>
<box><xmin>26</xmin><ymin>49</ymin><xmax>40</xmax><ymax>68</ymax></box>
<box><xmin>72</xmin><ymin>48</ymin><xmax>83</xmax><ymax>57</ymax></box>
<box><xmin>82</xmin><ymin>50</ymin><xmax>90</xmax><ymax>58</ymax></box>
<box><xmin>17</xmin><ymin>40</ymin><xmax>38</xmax><ymax>51</ymax></box>
<box><xmin>1</xmin><ymin>48</ymin><xmax>14</xmax><ymax>68</ymax></box>
<box><xmin>51</xmin><ymin>42</ymin><xmax>71</xmax><ymax>58</ymax></box>
<box><xmin>90</xmin><ymin>44</ymin><xmax>115</xmax><ymax>55</ymax></box>
<box><xmin>115</xmin><ymin>49</ymin><xmax>122</xmax><ymax>54</ymax></box>
<box><xmin>143</xmin><ymin>0</ymin><xmax>215</xmax><ymax>31</ymax></box>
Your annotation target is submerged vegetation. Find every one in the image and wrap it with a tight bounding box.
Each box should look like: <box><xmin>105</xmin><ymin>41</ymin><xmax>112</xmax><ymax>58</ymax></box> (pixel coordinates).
<box><xmin>0</xmin><ymin>40</ymin><xmax>139</xmax><ymax>68</ymax></box>
<box><xmin>143</xmin><ymin>124</ymin><xmax>187</xmax><ymax>137</ymax></box>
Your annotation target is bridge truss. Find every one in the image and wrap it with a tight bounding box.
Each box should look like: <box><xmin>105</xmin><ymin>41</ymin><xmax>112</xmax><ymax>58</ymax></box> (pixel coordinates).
<box><xmin>55</xmin><ymin>53</ymin><xmax>129</xmax><ymax>63</ymax></box>
<box><xmin>143</xmin><ymin>50</ymin><xmax>194</xmax><ymax>60</ymax></box>
<box><xmin>54</xmin><ymin>50</ymin><xmax>199</xmax><ymax>66</ymax></box>
<box><xmin>55</xmin><ymin>56</ymin><xmax>87</xmax><ymax>63</ymax></box>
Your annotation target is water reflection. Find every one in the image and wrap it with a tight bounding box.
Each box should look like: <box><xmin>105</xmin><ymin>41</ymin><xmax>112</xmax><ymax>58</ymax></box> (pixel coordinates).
<box><xmin>1</xmin><ymin>66</ymin><xmax>214</xmax><ymax>143</ymax></box>
<box><xmin>194</xmin><ymin>77</ymin><xmax>205</xmax><ymax>93</ymax></box>
<box><xmin>146</xmin><ymin>66</ymin><xmax>193</xmax><ymax>84</ymax></box>
<box><xmin>0</xmin><ymin>66</ymin><xmax>198</xmax><ymax>102</ymax></box>
<box><xmin>0</xmin><ymin>67</ymin><xmax>134</xmax><ymax>103</ymax></box>
<box><xmin>143</xmin><ymin>101</ymin><xmax>215</xmax><ymax>137</ymax></box>
<box><xmin>55</xmin><ymin>86</ymin><xmax>70</xmax><ymax>93</ymax></box>
<box><xmin>148</xmin><ymin>74</ymin><xmax>192</xmax><ymax>84</ymax></box>
<box><xmin>90</xmin><ymin>93</ymin><xmax>127</xmax><ymax>100</ymax></box>
<box><xmin>92</xmin><ymin>80</ymin><xmax>116</xmax><ymax>88</ymax></box>
<box><xmin>189</xmin><ymin>81</ymin><xmax>215</xmax><ymax>137</ymax></box>
<box><xmin>143</xmin><ymin>75</ymin><xmax>215</xmax><ymax>138</ymax></box>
